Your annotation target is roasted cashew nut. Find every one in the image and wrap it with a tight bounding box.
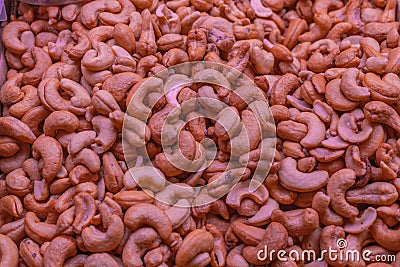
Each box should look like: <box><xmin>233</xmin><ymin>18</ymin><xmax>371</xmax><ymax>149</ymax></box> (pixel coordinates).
<box><xmin>82</xmin><ymin>214</ymin><xmax>124</xmax><ymax>252</ymax></box>
<box><xmin>278</xmin><ymin>157</ymin><xmax>328</xmax><ymax>192</ymax></box>
<box><xmin>327</xmin><ymin>169</ymin><xmax>359</xmax><ymax>219</ymax></box>
<box><xmin>124</xmin><ymin>203</ymin><xmax>172</xmax><ymax>241</ymax></box>
<box><xmin>0</xmin><ymin>234</ymin><xmax>18</xmax><ymax>267</ymax></box>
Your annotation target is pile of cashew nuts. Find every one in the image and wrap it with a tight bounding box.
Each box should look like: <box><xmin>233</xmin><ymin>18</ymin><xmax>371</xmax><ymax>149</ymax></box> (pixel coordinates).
<box><xmin>1</xmin><ymin>0</ymin><xmax>400</xmax><ymax>266</ymax></box>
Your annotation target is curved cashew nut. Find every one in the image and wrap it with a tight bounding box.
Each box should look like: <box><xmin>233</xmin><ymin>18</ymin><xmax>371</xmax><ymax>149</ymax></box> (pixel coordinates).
<box><xmin>165</xmin><ymin>199</ymin><xmax>191</xmax><ymax>229</ymax></box>
<box><xmin>32</xmin><ymin>135</ymin><xmax>62</xmax><ymax>183</ymax></box>
<box><xmin>270</xmin><ymin>73</ymin><xmax>301</xmax><ymax>106</ymax></box>
<box><xmin>43</xmin><ymin>236</ymin><xmax>77</xmax><ymax>267</ymax></box>
<box><xmin>19</xmin><ymin>238</ymin><xmax>43</xmax><ymax>267</ymax></box>
<box><xmin>9</xmin><ymin>85</ymin><xmax>41</xmax><ymax>119</ymax></box>
<box><xmin>123</xmin><ymin>114</ymin><xmax>151</xmax><ymax>147</ymax></box>
<box><xmin>340</xmin><ymin>68</ymin><xmax>370</xmax><ymax>101</ymax></box>
<box><xmin>80</xmin><ymin>0</ymin><xmax>121</xmax><ymax>29</ymax></box>
<box><xmin>128</xmin><ymin>166</ymin><xmax>166</xmax><ymax>192</ymax></box>
<box><xmin>278</xmin><ymin>157</ymin><xmax>328</xmax><ymax>192</ymax></box>
<box><xmin>364</xmin><ymin>72</ymin><xmax>400</xmax><ymax>104</ymax></box>
<box><xmin>0</xmin><ymin>73</ymin><xmax>23</xmax><ymax>106</ymax></box>
<box><xmin>231</xmin><ymin>221</ymin><xmax>265</xmax><ymax>245</ymax></box>
<box><xmin>127</xmin><ymin>77</ymin><xmax>163</xmax><ymax>121</ymax></box>
<box><xmin>71</xmin><ymin>192</ymin><xmax>96</xmax><ymax>234</ymax></box>
<box><xmin>0</xmin><ymin>116</ymin><xmax>36</xmax><ymax>144</ymax></box>
<box><xmin>155</xmin><ymin>183</ymin><xmax>195</xmax><ymax>204</ymax></box>
<box><xmin>38</xmin><ymin>78</ymin><xmax>91</xmax><ymax>115</ymax></box>
<box><xmin>43</xmin><ymin>110</ymin><xmax>79</xmax><ymax>137</ymax></box>
<box><xmin>67</xmin><ymin>130</ymin><xmax>96</xmax><ymax>155</ymax></box>
<box><xmin>370</xmin><ymin>218</ymin><xmax>400</xmax><ymax>251</ymax></box>
<box><xmin>248</xmin><ymin>197</ymin><xmax>280</xmax><ymax>225</ymax></box>
<box><xmin>103</xmin><ymin>72</ymin><xmax>141</xmax><ymax>102</ymax></box>
<box><xmin>99</xmin><ymin>0</ymin><xmax>136</xmax><ymax>25</ymax></box>
<box><xmin>327</xmin><ymin>169</ymin><xmax>359</xmax><ymax>219</ymax></box>
<box><xmin>271</xmin><ymin>208</ymin><xmax>320</xmax><ymax>236</ymax></box>
<box><xmin>124</xmin><ymin>203</ymin><xmax>172</xmax><ymax>241</ymax></box>
<box><xmin>338</xmin><ymin>113</ymin><xmax>372</xmax><ymax>143</ymax></box>
<box><xmin>22</xmin><ymin>47</ymin><xmax>52</xmax><ymax>86</ymax></box>
<box><xmin>364</xmin><ymin>101</ymin><xmax>400</xmax><ymax>134</ymax></box>
<box><xmin>312</xmin><ymin>191</ymin><xmax>343</xmax><ymax>226</ymax></box>
<box><xmin>82</xmin><ymin>42</ymin><xmax>115</xmax><ymax>71</ymax></box>
<box><xmin>43</xmin><ymin>62</ymin><xmax>81</xmax><ymax>82</ymax></box>
<box><xmin>250</xmin><ymin>0</ymin><xmax>273</xmax><ymax>17</ymax></box>
<box><xmin>82</xmin><ymin>214</ymin><xmax>124</xmax><ymax>252</ymax></box>
<box><xmin>295</xmin><ymin>112</ymin><xmax>325</xmax><ymax>148</ymax></box>
<box><xmin>67</xmin><ymin>30</ymin><xmax>91</xmax><ymax>60</ymax></box>
<box><xmin>91</xmin><ymin>115</ymin><xmax>117</xmax><ymax>154</ymax></box>
<box><xmin>176</xmin><ymin>229</ymin><xmax>214</xmax><ymax>267</ymax></box>
<box><xmin>226</xmin><ymin>180</ymin><xmax>269</xmax><ymax>208</ymax></box>
<box><xmin>66</xmin><ymin>148</ymin><xmax>101</xmax><ymax>173</ymax></box>
<box><xmin>122</xmin><ymin>227</ymin><xmax>161</xmax><ymax>267</ymax></box>
<box><xmin>325</xmin><ymin>78</ymin><xmax>359</xmax><ymax>111</ymax></box>
<box><xmin>81</xmin><ymin>66</ymin><xmax>113</xmax><ymax>86</ymax></box>
<box><xmin>24</xmin><ymin>211</ymin><xmax>57</xmax><ymax>244</ymax></box>
<box><xmin>0</xmin><ymin>234</ymin><xmax>18</xmax><ymax>267</ymax></box>
<box><xmin>2</xmin><ymin>21</ymin><xmax>31</xmax><ymax>54</ymax></box>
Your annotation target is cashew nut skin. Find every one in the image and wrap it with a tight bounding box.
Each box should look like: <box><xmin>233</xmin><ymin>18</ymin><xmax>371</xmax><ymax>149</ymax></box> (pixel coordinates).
<box><xmin>327</xmin><ymin>169</ymin><xmax>359</xmax><ymax>219</ymax></box>
<box><xmin>176</xmin><ymin>229</ymin><xmax>214</xmax><ymax>267</ymax></box>
<box><xmin>32</xmin><ymin>135</ymin><xmax>62</xmax><ymax>183</ymax></box>
<box><xmin>370</xmin><ymin>218</ymin><xmax>400</xmax><ymax>251</ymax></box>
<box><xmin>2</xmin><ymin>21</ymin><xmax>31</xmax><ymax>54</ymax></box>
<box><xmin>278</xmin><ymin>157</ymin><xmax>328</xmax><ymax>192</ymax></box>
<box><xmin>0</xmin><ymin>234</ymin><xmax>18</xmax><ymax>267</ymax></box>
<box><xmin>124</xmin><ymin>203</ymin><xmax>172</xmax><ymax>241</ymax></box>
<box><xmin>43</xmin><ymin>236</ymin><xmax>77</xmax><ymax>267</ymax></box>
<box><xmin>82</xmin><ymin>214</ymin><xmax>124</xmax><ymax>252</ymax></box>
<box><xmin>0</xmin><ymin>116</ymin><xmax>36</xmax><ymax>144</ymax></box>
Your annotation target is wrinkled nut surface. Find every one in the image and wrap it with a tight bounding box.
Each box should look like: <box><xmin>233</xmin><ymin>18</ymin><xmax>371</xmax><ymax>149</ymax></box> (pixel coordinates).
<box><xmin>1</xmin><ymin>0</ymin><xmax>400</xmax><ymax>266</ymax></box>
